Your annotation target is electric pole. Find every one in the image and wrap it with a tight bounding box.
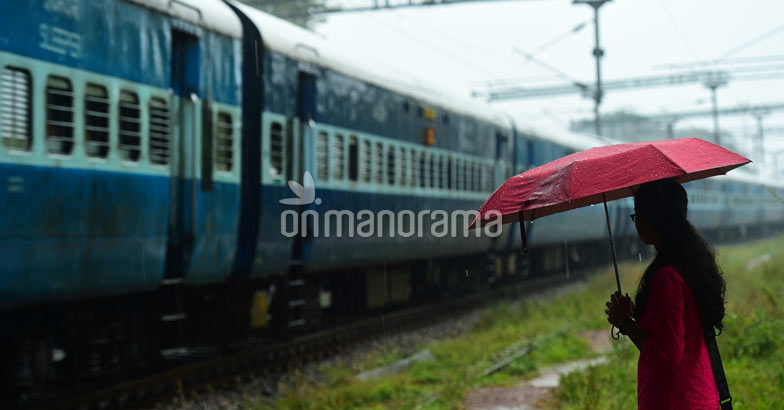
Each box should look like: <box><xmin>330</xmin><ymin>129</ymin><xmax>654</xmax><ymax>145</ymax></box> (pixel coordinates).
<box><xmin>703</xmin><ymin>73</ymin><xmax>727</xmax><ymax>146</ymax></box>
<box><xmin>752</xmin><ymin>110</ymin><xmax>768</xmax><ymax>166</ymax></box>
<box><xmin>574</xmin><ymin>0</ymin><xmax>611</xmax><ymax>136</ymax></box>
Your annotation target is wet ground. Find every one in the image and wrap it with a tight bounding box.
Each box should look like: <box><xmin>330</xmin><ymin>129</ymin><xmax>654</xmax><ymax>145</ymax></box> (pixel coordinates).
<box><xmin>463</xmin><ymin>329</ymin><xmax>612</xmax><ymax>410</ymax></box>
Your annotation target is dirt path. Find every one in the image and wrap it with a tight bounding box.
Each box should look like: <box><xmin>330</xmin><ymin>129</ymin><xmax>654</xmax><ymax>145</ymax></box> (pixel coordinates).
<box><xmin>463</xmin><ymin>329</ymin><xmax>611</xmax><ymax>410</ymax></box>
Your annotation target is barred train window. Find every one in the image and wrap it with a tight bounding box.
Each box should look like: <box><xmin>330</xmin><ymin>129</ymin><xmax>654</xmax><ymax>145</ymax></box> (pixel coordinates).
<box><xmin>473</xmin><ymin>163</ymin><xmax>480</xmax><ymax>191</ymax></box>
<box><xmin>84</xmin><ymin>83</ymin><xmax>109</xmax><ymax>158</ymax></box>
<box><xmin>348</xmin><ymin>136</ymin><xmax>358</xmax><ymax>182</ymax></box>
<box><xmin>409</xmin><ymin>148</ymin><xmax>416</xmax><ymax>187</ymax></box>
<box><xmin>447</xmin><ymin>157</ymin><xmax>452</xmax><ymax>190</ymax></box>
<box><xmin>479</xmin><ymin>165</ymin><xmax>484</xmax><ymax>191</ymax></box>
<box><xmin>1</xmin><ymin>67</ymin><xmax>32</xmax><ymax>151</ymax></box>
<box><xmin>149</xmin><ymin>97</ymin><xmax>171</xmax><ymax>165</ymax></box>
<box><xmin>374</xmin><ymin>142</ymin><xmax>383</xmax><ymax>184</ymax></box>
<box><xmin>419</xmin><ymin>152</ymin><xmax>426</xmax><ymax>188</ymax></box>
<box><xmin>468</xmin><ymin>163</ymin><xmax>474</xmax><ymax>191</ymax></box>
<box><xmin>456</xmin><ymin>158</ymin><xmax>463</xmax><ymax>190</ymax></box>
<box><xmin>429</xmin><ymin>153</ymin><xmax>436</xmax><ymax>188</ymax></box>
<box><xmin>269</xmin><ymin>122</ymin><xmax>284</xmax><ymax>177</ymax></box>
<box><xmin>361</xmin><ymin>139</ymin><xmax>371</xmax><ymax>183</ymax></box>
<box><xmin>316</xmin><ymin>131</ymin><xmax>328</xmax><ymax>181</ymax></box>
<box><xmin>387</xmin><ymin>145</ymin><xmax>396</xmax><ymax>185</ymax></box>
<box><xmin>467</xmin><ymin>162</ymin><xmax>474</xmax><ymax>191</ymax></box>
<box><xmin>118</xmin><ymin>90</ymin><xmax>141</xmax><ymax>162</ymax></box>
<box><xmin>464</xmin><ymin>161</ymin><xmax>470</xmax><ymax>191</ymax></box>
<box><xmin>437</xmin><ymin>155</ymin><xmax>444</xmax><ymax>189</ymax></box>
<box><xmin>484</xmin><ymin>165</ymin><xmax>492</xmax><ymax>191</ymax></box>
<box><xmin>333</xmin><ymin>134</ymin><xmax>344</xmax><ymax>181</ymax></box>
<box><xmin>45</xmin><ymin>76</ymin><xmax>74</xmax><ymax>155</ymax></box>
<box><xmin>215</xmin><ymin>112</ymin><xmax>233</xmax><ymax>172</ymax></box>
<box><xmin>399</xmin><ymin>148</ymin><xmax>407</xmax><ymax>188</ymax></box>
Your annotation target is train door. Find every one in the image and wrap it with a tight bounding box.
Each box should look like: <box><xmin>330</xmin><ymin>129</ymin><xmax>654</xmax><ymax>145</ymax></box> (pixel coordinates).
<box><xmin>291</xmin><ymin>70</ymin><xmax>317</xmax><ymax>266</ymax></box>
<box><xmin>166</xmin><ymin>29</ymin><xmax>201</xmax><ymax>279</ymax></box>
<box><xmin>278</xmin><ymin>69</ymin><xmax>320</xmax><ymax>332</ymax></box>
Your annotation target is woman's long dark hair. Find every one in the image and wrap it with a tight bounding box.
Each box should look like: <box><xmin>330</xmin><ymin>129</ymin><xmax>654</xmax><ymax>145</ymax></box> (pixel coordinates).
<box><xmin>633</xmin><ymin>179</ymin><xmax>726</xmax><ymax>332</ymax></box>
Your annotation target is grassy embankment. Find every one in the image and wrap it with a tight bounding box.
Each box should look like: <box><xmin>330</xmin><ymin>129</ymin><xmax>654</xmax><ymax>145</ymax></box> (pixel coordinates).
<box><xmin>250</xmin><ymin>235</ymin><xmax>784</xmax><ymax>409</ymax></box>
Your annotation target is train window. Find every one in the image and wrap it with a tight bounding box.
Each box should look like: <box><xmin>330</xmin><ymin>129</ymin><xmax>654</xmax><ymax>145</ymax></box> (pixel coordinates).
<box><xmin>429</xmin><ymin>153</ymin><xmax>436</xmax><ymax>188</ymax></box>
<box><xmin>387</xmin><ymin>145</ymin><xmax>396</xmax><ymax>185</ymax></box>
<box><xmin>419</xmin><ymin>151</ymin><xmax>426</xmax><ymax>188</ymax></box>
<box><xmin>45</xmin><ymin>76</ymin><xmax>74</xmax><ymax>155</ymax></box>
<box><xmin>215</xmin><ymin>112</ymin><xmax>233</xmax><ymax>172</ymax></box>
<box><xmin>447</xmin><ymin>156</ymin><xmax>453</xmax><ymax>190</ymax></box>
<box><xmin>149</xmin><ymin>97</ymin><xmax>170</xmax><ymax>165</ymax></box>
<box><xmin>118</xmin><ymin>90</ymin><xmax>141</xmax><ymax>162</ymax></box>
<box><xmin>316</xmin><ymin>131</ymin><xmax>329</xmax><ymax>182</ymax></box>
<box><xmin>481</xmin><ymin>165</ymin><xmax>487</xmax><ymax>192</ymax></box>
<box><xmin>477</xmin><ymin>164</ymin><xmax>487</xmax><ymax>192</ymax></box>
<box><xmin>473</xmin><ymin>163</ymin><xmax>480</xmax><ymax>192</ymax></box>
<box><xmin>269</xmin><ymin>122</ymin><xmax>284</xmax><ymax>177</ymax></box>
<box><xmin>487</xmin><ymin>165</ymin><xmax>494</xmax><ymax>191</ymax></box>
<box><xmin>437</xmin><ymin>155</ymin><xmax>444</xmax><ymax>189</ymax></box>
<box><xmin>465</xmin><ymin>161</ymin><xmax>472</xmax><ymax>191</ymax></box>
<box><xmin>468</xmin><ymin>163</ymin><xmax>474</xmax><ymax>191</ymax></box>
<box><xmin>463</xmin><ymin>159</ymin><xmax>471</xmax><ymax>191</ymax></box>
<box><xmin>478</xmin><ymin>164</ymin><xmax>484</xmax><ymax>192</ymax></box>
<box><xmin>348</xmin><ymin>135</ymin><xmax>358</xmax><ymax>183</ymax></box>
<box><xmin>82</xmin><ymin>84</ymin><xmax>110</xmax><ymax>159</ymax></box>
<box><xmin>455</xmin><ymin>158</ymin><xmax>462</xmax><ymax>190</ymax></box>
<box><xmin>374</xmin><ymin>142</ymin><xmax>383</xmax><ymax>184</ymax></box>
<box><xmin>463</xmin><ymin>161</ymin><xmax>470</xmax><ymax>191</ymax></box>
<box><xmin>361</xmin><ymin>139</ymin><xmax>371</xmax><ymax>183</ymax></box>
<box><xmin>409</xmin><ymin>148</ymin><xmax>416</xmax><ymax>187</ymax></box>
<box><xmin>399</xmin><ymin>148</ymin><xmax>407</xmax><ymax>188</ymax></box>
<box><xmin>1</xmin><ymin>67</ymin><xmax>32</xmax><ymax>152</ymax></box>
<box><xmin>333</xmin><ymin>134</ymin><xmax>345</xmax><ymax>181</ymax></box>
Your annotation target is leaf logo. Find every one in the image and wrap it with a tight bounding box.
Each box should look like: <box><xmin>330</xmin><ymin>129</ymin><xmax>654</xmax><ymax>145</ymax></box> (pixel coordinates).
<box><xmin>279</xmin><ymin>171</ymin><xmax>321</xmax><ymax>205</ymax></box>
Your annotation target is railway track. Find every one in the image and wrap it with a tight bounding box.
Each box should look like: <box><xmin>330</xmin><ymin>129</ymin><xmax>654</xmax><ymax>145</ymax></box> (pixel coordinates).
<box><xmin>31</xmin><ymin>272</ymin><xmax>584</xmax><ymax>410</ymax></box>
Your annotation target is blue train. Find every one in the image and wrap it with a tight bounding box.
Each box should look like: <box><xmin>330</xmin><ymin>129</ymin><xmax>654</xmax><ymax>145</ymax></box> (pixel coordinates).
<box><xmin>1</xmin><ymin>0</ymin><xmax>782</xmax><ymax>397</ymax></box>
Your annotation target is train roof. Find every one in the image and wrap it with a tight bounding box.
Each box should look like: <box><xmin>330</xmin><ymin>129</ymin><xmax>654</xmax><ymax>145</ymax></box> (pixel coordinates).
<box><xmin>513</xmin><ymin>119</ymin><xmax>609</xmax><ymax>152</ymax></box>
<box><xmin>221</xmin><ymin>2</ymin><xmax>784</xmax><ymax>193</ymax></box>
<box><xmin>716</xmin><ymin>168</ymin><xmax>784</xmax><ymax>189</ymax></box>
<box><xmin>230</xmin><ymin>1</ymin><xmax>509</xmax><ymax>127</ymax></box>
<box><xmin>127</xmin><ymin>0</ymin><xmax>242</xmax><ymax>38</ymax></box>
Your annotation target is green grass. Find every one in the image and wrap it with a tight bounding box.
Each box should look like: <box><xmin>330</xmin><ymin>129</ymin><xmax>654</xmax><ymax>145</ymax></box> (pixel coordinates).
<box><xmin>251</xmin><ymin>235</ymin><xmax>784</xmax><ymax>410</ymax></box>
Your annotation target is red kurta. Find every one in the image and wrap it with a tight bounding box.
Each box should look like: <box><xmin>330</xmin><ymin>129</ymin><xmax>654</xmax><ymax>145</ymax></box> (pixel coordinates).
<box><xmin>636</xmin><ymin>265</ymin><xmax>719</xmax><ymax>410</ymax></box>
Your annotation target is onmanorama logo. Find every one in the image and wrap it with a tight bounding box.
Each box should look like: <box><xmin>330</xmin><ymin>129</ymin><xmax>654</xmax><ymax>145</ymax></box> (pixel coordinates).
<box><xmin>279</xmin><ymin>172</ymin><xmax>502</xmax><ymax>238</ymax></box>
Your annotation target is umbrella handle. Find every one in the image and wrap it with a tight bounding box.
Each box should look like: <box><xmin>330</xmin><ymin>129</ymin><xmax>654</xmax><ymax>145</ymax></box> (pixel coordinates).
<box><xmin>603</xmin><ymin>194</ymin><xmax>623</xmax><ymax>341</ymax></box>
<box><xmin>602</xmin><ymin>194</ymin><xmax>622</xmax><ymax>293</ymax></box>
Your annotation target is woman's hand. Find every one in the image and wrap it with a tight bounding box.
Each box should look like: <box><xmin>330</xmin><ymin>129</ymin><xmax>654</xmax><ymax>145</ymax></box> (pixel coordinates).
<box><xmin>605</xmin><ymin>291</ymin><xmax>635</xmax><ymax>328</ymax></box>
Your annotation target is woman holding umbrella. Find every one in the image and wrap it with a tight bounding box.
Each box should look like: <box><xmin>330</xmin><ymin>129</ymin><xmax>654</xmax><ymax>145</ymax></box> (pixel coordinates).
<box><xmin>605</xmin><ymin>179</ymin><xmax>727</xmax><ymax>410</ymax></box>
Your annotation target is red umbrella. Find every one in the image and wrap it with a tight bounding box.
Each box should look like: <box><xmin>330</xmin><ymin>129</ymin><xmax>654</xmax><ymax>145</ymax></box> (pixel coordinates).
<box><xmin>469</xmin><ymin>138</ymin><xmax>750</xmax><ymax>293</ymax></box>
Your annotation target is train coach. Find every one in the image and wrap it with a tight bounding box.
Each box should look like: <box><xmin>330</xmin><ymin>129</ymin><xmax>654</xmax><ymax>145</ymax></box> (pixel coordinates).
<box><xmin>1</xmin><ymin>0</ymin><xmax>783</xmax><ymax>402</ymax></box>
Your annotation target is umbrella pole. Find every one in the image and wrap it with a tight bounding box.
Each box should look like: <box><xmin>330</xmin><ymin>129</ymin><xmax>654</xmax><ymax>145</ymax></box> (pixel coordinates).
<box><xmin>602</xmin><ymin>194</ymin><xmax>622</xmax><ymax>294</ymax></box>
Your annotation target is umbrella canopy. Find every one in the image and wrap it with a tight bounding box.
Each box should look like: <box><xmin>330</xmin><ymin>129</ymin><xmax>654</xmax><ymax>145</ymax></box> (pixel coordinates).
<box><xmin>469</xmin><ymin>138</ymin><xmax>751</xmax><ymax>229</ymax></box>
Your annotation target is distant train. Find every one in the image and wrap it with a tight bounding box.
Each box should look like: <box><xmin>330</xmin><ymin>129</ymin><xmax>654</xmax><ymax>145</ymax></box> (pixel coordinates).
<box><xmin>1</xmin><ymin>0</ymin><xmax>782</xmax><ymax>399</ymax></box>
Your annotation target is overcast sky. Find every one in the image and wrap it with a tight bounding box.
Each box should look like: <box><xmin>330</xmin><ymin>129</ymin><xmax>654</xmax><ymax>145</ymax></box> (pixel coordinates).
<box><xmin>315</xmin><ymin>0</ymin><xmax>784</xmax><ymax>170</ymax></box>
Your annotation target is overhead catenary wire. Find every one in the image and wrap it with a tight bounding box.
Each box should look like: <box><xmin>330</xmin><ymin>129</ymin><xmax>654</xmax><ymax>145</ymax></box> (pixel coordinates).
<box><xmin>654</xmin><ymin>54</ymin><xmax>784</xmax><ymax>70</ymax></box>
<box><xmin>383</xmin><ymin>10</ymin><xmax>590</xmax><ymax>86</ymax></box>
<box><xmin>355</xmin><ymin>12</ymin><xmax>509</xmax><ymax>79</ymax></box>
<box><xmin>655</xmin><ymin>0</ymin><xmax>699</xmax><ymax>63</ymax></box>
<box><xmin>716</xmin><ymin>23</ymin><xmax>784</xmax><ymax>62</ymax></box>
<box><xmin>510</xmin><ymin>47</ymin><xmax>586</xmax><ymax>88</ymax></box>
